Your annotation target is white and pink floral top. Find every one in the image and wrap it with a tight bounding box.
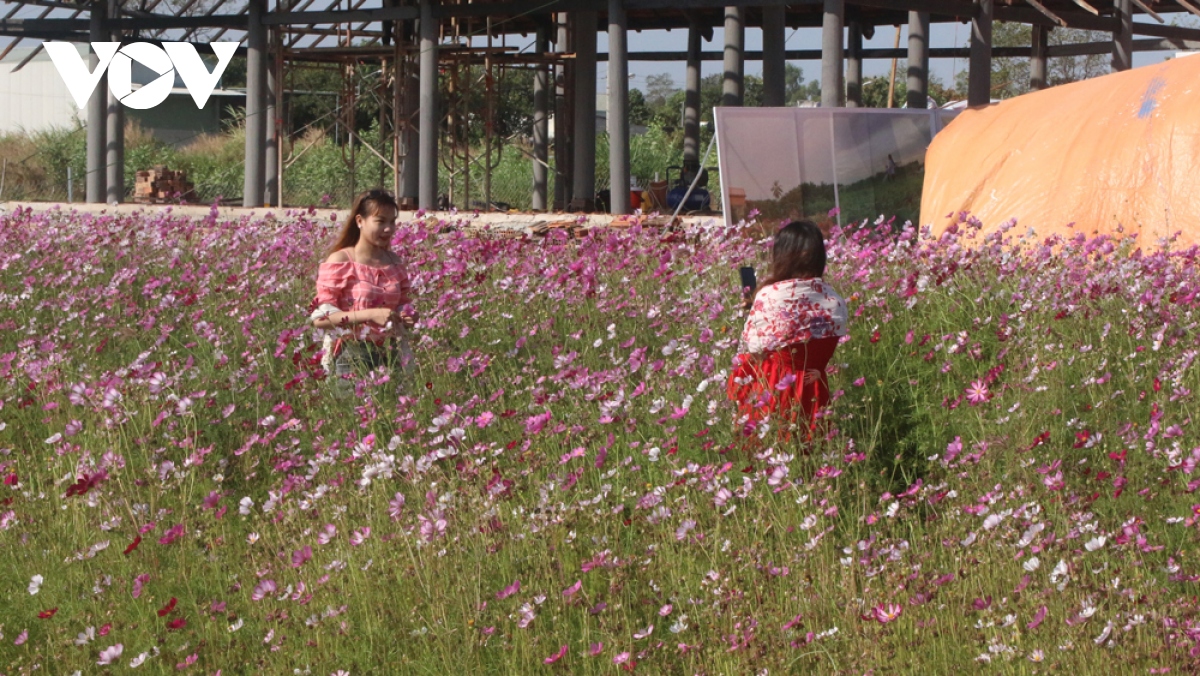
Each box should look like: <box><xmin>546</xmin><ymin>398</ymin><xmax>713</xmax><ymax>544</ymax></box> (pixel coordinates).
<box><xmin>738</xmin><ymin>277</ymin><xmax>849</xmax><ymax>354</ymax></box>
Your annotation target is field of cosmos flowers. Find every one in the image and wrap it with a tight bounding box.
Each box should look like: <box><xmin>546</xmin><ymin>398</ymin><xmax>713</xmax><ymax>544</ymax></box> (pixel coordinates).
<box><xmin>1</xmin><ymin>203</ymin><xmax>1200</xmax><ymax>675</ymax></box>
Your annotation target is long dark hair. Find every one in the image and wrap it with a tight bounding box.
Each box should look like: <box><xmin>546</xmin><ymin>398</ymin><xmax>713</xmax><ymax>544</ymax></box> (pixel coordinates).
<box><xmin>328</xmin><ymin>189</ymin><xmax>400</xmax><ymax>256</ymax></box>
<box><xmin>761</xmin><ymin>220</ymin><xmax>826</xmax><ymax>287</ymax></box>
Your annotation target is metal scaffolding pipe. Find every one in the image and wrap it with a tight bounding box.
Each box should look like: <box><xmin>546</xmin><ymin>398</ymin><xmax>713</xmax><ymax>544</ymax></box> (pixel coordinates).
<box><xmin>418</xmin><ymin>0</ymin><xmax>438</xmax><ymax>210</ymax></box>
<box><xmin>86</xmin><ymin>3</ymin><xmax>106</xmax><ymax>203</ymax></box>
<box><xmin>571</xmin><ymin>9</ymin><xmax>597</xmax><ymax>210</ymax></box>
<box><xmin>264</xmin><ymin>38</ymin><xmax>278</xmax><ymax>206</ymax></box>
<box><xmin>1031</xmin><ymin>23</ymin><xmax>1048</xmax><ymax>89</ymax></box>
<box><xmin>846</xmin><ymin>20</ymin><xmax>863</xmax><ymax>107</ymax></box>
<box><xmin>554</xmin><ymin>13</ymin><xmax>571</xmax><ymax>209</ymax></box>
<box><xmin>721</xmin><ymin>6</ymin><xmax>743</xmax><ymax>107</ymax></box>
<box><xmin>532</xmin><ymin>22</ymin><xmax>550</xmax><ymax>211</ymax></box>
<box><xmin>607</xmin><ymin>0</ymin><xmax>629</xmax><ymax>215</ymax></box>
<box><xmin>821</xmin><ymin>0</ymin><xmax>844</xmax><ymax>107</ymax></box>
<box><xmin>1112</xmin><ymin>0</ymin><xmax>1133</xmax><ymax>71</ymax></box>
<box><xmin>907</xmin><ymin>11</ymin><xmax>930</xmax><ymax>108</ymax></box>
<box><xmin>683</xmin><ymin>25</ymin><xmax>701</xmax><ymax>167</ymax></box>
<box><xmin>969</xmin><ymin>0</ymin><xmax>993</xmax><ymax>106</ymax></box>
<box><xmin>243</xmin><ymin>0</ymin><xmax>266</xmax><ymax>207</ymax></box>
<box><xmin>761</xmin><ymin>5</ymin><xmax>786</xmax><ymax>107</ymax></box>
<box><xmin>105</xmin><ymin>0</ymin><xmax>122</xmax><ymax>204</ymax></box>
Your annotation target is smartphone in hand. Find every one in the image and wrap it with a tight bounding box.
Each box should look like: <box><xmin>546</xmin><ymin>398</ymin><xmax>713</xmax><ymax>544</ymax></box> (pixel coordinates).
<box><xmin>738</xmin><ymin>266</ymin><xmax>757</xmax><ymax>292</ymax></box>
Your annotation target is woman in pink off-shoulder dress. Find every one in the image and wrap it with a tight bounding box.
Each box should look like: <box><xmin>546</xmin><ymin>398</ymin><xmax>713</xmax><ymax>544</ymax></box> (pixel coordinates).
<box><xmin>727</xmin><ymin>220</ymin><xmax>848</xmax><ymax>441</ymax></box>
<box><xmin>310</xmin><ymin>189</ymin><xmax>416</xmax><ymax>393</ymax></box>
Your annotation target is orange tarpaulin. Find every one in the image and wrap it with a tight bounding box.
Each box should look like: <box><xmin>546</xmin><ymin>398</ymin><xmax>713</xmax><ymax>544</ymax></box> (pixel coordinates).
<box><xmin>921</xmin><ymin>56</ymin><xmax>1200</xmax><ymax>246</ymax></box>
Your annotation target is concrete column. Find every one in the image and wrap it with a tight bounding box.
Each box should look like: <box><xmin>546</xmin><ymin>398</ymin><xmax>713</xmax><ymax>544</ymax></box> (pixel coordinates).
<box><xmin>418</xmin><ymin>0</ymin><xmax>439</xmax><ymax>210</ymax></box>
<box><xmin>243</xmin><ymin>0</ymin><xmax>266</xmax><ymax>207</ymax></box>
<box><xmin>722</xmin><ymin>7</ymin><xmax>744</xmax><ymax>107</ymax></box>
<box><xmin>532</xmin><ymin>23</ymin><xmax>551</xmax><ymax>211</ymax></box>
<box><xmin>906</xmin><ymin>11</ymin><xmax>929</xmax><ymax>109</ymax></box>
<box><xmin>607</xmin><ymin>0</ymin><xmax>629</xmax><ymax>215</ymax></box>
<box><xmin>86</xmin><ymin>3</ymin><xmax>107</xmax><ymax>203</ymax></box>
<box><xmin>761</xmin><ymin>5</ymin><xmax>786</xmax><ymax>107</ymax></box>
<box><xmin>820</xmin><ymin>0</ymin><xmax>844</xmax><ymax>107</ymax></box>
<box><xmin>571</xmin><ymin>9</ymin><xmax>597</xmax><ymax>210</ymax></box>
<box><xmin>553</xmin><ymin>14</ymin><xmax>571</xmax><ymax>209</ymax></box>
<box><xmin>846</xmin><ymin>21</ymin><xmax>863</xmax><ymax>107</ymax></box>
<box><xmin>1112</xmin><ymin>0</ymin><xmax>1132</xmax><ymax>71</ymax></box>
<box><xmin>683</xmin><ymin>25</ymin><xmax>701</xmax><ymax>167</ymax></box>
<box><xmin>1031</xmin><ymin>24</ymin><xmax>1048</xmax><ymax>90</ymax></box>
<box><xmin>105</xmin><ymin>0</ymin><xmax>122</xmax><ymax>204</ymax></box>
<box><xmin>968</xmin><ymin>0</ymin><xmax>993</xmax><ymax>106</ymax></box>
<box><xmin>264</xmin><ymin>37</ymin><xmax>278</xmax><ymax>206</ymax></box>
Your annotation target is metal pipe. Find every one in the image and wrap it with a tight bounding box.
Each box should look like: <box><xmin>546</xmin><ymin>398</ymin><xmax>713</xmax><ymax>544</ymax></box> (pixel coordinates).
<box><xmin>532</xmin><ymin>21</ymin><xmax>550</xmax><ymax>211</ymax></box>
<box><xmin>264</xmin><ymin>28</ymin><xmax>279</xmax><ymax>206</ymax></box>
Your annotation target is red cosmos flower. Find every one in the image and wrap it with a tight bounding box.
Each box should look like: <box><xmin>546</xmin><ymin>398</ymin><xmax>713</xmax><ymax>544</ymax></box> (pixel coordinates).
<box><xmin>123</xmin><ymin>535</ymin><xmax>142</xmax><ymax>556</ymax></box>
<box><xmin>3</xmin><ymin>472</ymin><xmax>17</xmax><ymax>486</ymax></box>
<box><xmin>63</xmin><ymin>469</ymin><xmax>108</xmax><ymax>498</ymax></box>
<box><xmin>38</xmin><ymin>607</ymin><xmax>58</xmax><ymax>619</ymax></box>
<box><xmin>166</xmin><ymin>617</ymin><xmax>187</xmax><ymax>630</ymax></box>
<box><xmin>157</xmin><ymin>597</ymin><xmax>177</xmax><ymax>617</ymax></box>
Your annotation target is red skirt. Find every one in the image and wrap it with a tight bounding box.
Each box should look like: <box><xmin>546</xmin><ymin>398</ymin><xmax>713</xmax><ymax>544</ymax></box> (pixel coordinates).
<box><xmin>726</xmin><ymin>337</ymin><xmax>840</xmax><ymax>440</ymax></box>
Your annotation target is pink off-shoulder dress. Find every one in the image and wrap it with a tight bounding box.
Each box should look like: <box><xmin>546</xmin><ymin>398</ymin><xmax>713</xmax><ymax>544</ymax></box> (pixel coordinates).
<box><xmin>312</xmin><ymin>249</ymin><xmax>414</xmax><ymax>367</ymax></box>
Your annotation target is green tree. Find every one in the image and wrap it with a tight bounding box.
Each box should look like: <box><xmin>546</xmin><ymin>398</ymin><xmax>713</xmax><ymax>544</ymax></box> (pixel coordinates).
<box><xmin>953</xmin><ymin>22</ymin><xmax>1111</xmax><ymax>99</ymax></box>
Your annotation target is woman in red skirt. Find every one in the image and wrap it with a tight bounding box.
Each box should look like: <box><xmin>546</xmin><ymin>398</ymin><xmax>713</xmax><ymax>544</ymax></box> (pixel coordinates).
<box><xmin>727</xmin><ymin>220</ymin><xmax>848</xmax><ymax>441</ymax></box>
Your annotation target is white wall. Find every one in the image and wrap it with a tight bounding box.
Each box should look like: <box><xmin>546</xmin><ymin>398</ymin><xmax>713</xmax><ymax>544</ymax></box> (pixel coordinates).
<box><xmin>0</xmin><ymin>46</ymin><xmax>85</xmax><ymax>135</ymax></box>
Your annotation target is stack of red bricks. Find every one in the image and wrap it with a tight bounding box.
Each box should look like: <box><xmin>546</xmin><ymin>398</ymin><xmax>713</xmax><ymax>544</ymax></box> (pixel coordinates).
<box><xmin>134</xmin><ymin>166</ymin><xmax>195</xmax><ymax>203</ymax></box>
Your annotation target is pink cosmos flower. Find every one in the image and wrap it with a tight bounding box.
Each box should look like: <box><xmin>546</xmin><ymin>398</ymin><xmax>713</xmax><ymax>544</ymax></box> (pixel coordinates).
<box><xmin>349</xmin><ymin>527</ymin><xmax>371</xmax><ymax>546</ymax></box>
<box><xmin>964</xmin><ymin>380</ymin><xmax>989</xmax><ymax>405</ymax></box>
<box><xmin>14</xmin><ymin>629</ymin><xmax>28</xmax><ymax>645</ymax></box>
<box><xmin>132</xmin><ymin>573</ymin><xmax>150</xmax><ymax>598</ymax></box>
<box><xmin>543</xmin><ymin>645</ymin><xmax>568</xmax><ymax>664</ymax></box>
<box><xmin>562</xmin><ymin>580</ymin><xmax>582</xmax><ymax>598</ymax></box>
<box><xmin>589</xmin><ymin>642</ymin><xmax>604</xmax><ymax>656</ymax></box>
<box><xmin>158</xmin><ymin>523</ymin><xmax>185</xmax><ymax>545</ymax></box>
<box><xmin>1027</xmin><ymin>605</ymin><xmax>1047</xmax><ymax>630</ymax></box>
<box><xmin>872</xmin><ymin>603</ymin><xmax>903</xmax><ymax>624</ymax></box>
<box><xmin>292</xmin><ymin>545</ymin><xmax>313</xmax><ymax>568</ymax></box>
<box><xmin>98</xmin><ymin>643</ymin><xmax>123</xmax><ymax>665</ymax></box>
<box><xmin>613</xmin><ymin>652</ymin><xmax>631</xmax><ymax>665</ymax></box>
<box><xmin>251</xmin><ymin>579</ymin><xmax>277</xmax><ymax>601</ymax></box>
<box><xmin>496</xmin><ymin>579</ymin><xmax>520</xmax><ymax>600</ymax></box>
<box><xmin>389</xmin><ymin>493</ymin><xmax>405</xmax><ymax>521</ymax></box>
<box><xmin>317</xmin><ymin>524</ymin><xmax>337</xmax><ymax>545</ymax></box>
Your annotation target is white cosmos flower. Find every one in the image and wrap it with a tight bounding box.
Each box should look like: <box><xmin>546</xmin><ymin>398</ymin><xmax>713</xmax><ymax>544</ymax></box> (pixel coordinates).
<box><xmin>1084</xmin><ymin>535</ymin><xmax>1107</xmax><ymax>552</ymax></box>
<box><xmin>1023</xmin><ymin>557</ymin><xmax>1041</xmax><ymax>572</ymax></box>
<box><xmin>28</xmin><ymin>574</ymin><xmax>43</xmax><ymax>595</ymax></box>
